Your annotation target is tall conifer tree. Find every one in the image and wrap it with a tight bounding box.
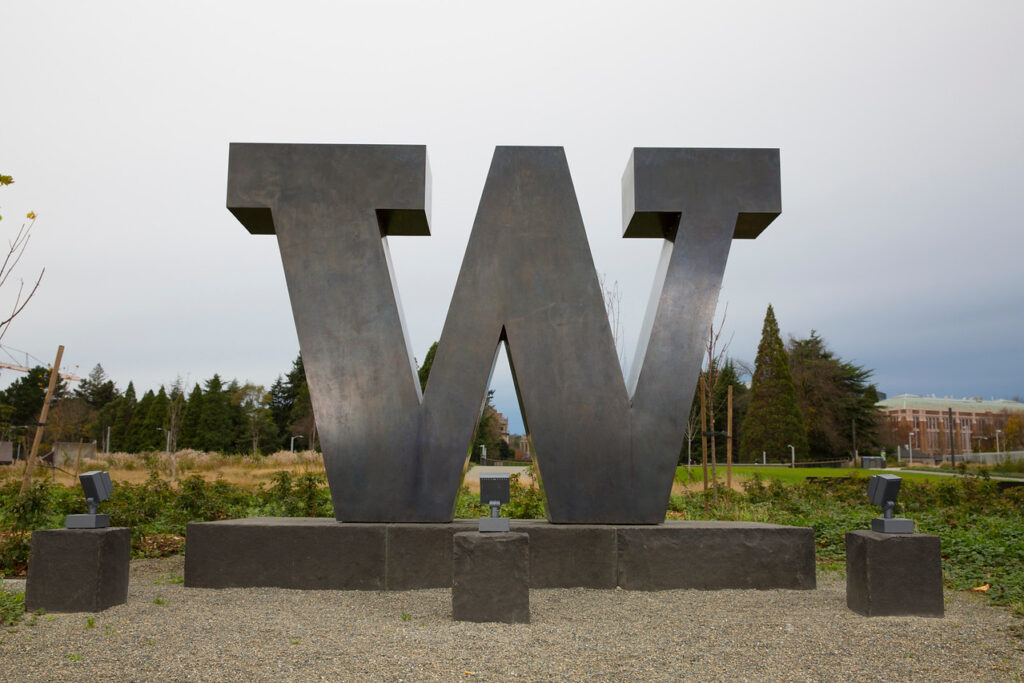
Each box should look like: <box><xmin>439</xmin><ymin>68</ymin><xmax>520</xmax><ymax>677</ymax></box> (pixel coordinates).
<box><xmin>127</xmin><ymin>390</ymin><xmax>156</xmax><ymax>451</ymax></box>
<box><xmin>110</xmin><ymin>382</ymin><xmax>137</xmax><ymax>452</ymax></box>
<box><xmin>740</xmin><ymin>305</ymin><xmax>808</xmax><ymax>462</ymax></box>
<box><xmin>178</xmin><ymin>384</ymin><xmax>204</xmax><ymax>449</ymax></box>
<box><xmin>141</xmin><ymin>386</ymin><xmax>170</xmax><ymax>451</ymax></box>
<box><xmin>197</xmin><ymin>375</ymin><xmax>236</xmax><ymax>452</ymax></box>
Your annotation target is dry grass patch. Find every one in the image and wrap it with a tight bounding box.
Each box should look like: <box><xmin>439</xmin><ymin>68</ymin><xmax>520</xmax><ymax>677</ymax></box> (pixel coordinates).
<box><xmin>1</xmin><ymin>450</ymin><xmax>326</xmax><ymax>488</ymax></box>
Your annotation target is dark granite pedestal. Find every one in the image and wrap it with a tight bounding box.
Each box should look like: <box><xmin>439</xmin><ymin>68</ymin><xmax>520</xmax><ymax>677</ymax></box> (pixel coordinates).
<box><xmin>452</xmin><ymin>532</ymin><xmax>530</xmax><ymax>623</ymax></box>
<box><xmin>25</xmin><ymin>527</ymin><xmax>130</xmax><ymax>613</ymax></box>
<box><xmin>185</xmin><ymin>518</ymin><xmax>816</xmax><ymax>591</ymax></box>
<box><xmin>846</xmin><ymin>530</ymin><xmax>944</xmax><ymax>617</ymax></box>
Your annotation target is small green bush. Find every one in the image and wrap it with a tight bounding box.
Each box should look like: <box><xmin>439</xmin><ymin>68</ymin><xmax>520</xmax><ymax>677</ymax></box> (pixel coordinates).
<box><xmin>454</xmin><ymin>465</ymin><xmax>546</xmax><ymax>520</ymax></box>
<box><xmin>0</xmin><ymin>586</ymin><xmax>25</xmax><ymax>626</ymax></box>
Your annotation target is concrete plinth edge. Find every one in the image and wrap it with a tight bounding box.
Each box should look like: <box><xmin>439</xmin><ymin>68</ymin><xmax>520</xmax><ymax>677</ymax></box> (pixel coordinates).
<box><xmin>184</xmin><ymin>518</ymin><xmax>816</xmax><ymax>591</ymax></box>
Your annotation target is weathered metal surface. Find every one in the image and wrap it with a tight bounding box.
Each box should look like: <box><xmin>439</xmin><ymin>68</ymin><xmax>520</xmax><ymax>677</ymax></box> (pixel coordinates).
<box><xmin>228</xmin><ymin>143</ymin><xmax>441</xmax><ymax>521</ymax></box>
<box><xmin>227</xmin><ymin>144</ymin><xmax>780</xmax><ymax>523</ymax></box>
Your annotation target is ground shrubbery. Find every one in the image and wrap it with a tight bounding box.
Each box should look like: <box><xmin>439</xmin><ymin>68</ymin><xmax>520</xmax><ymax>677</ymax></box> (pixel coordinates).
<box><xmin>2</xmin><ymin>468</ymin><xmax>1021</xmax><ymax>617</ymax></box>
<box><xmin>454</xmin><ymin>466</ymin><xmax>547</xmax><ymax>520</ymax></box>
<box><xmin>669</xmin><ymin>472</ymin><xmax>1024</xmax><ymax>615</ymax></box>
<box><xmin>0</xmin><ymin>472</ymin><xmax>334</xmax><ymax>574</ymax></box>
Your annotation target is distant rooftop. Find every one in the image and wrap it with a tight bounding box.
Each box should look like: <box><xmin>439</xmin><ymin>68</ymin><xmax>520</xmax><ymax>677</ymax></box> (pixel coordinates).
<box><xmin>877</xmin><ymin>394</ymin><xmax>1024</xmax><ymax>412</ymax></box>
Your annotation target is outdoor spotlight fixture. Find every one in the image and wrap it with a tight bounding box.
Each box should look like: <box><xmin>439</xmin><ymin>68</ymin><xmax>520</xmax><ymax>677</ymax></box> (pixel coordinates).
<box><xmin>867</xmin><ymin>473</ymin><xmax>914</xmax><ymax>533</ymax></box>
<box><xmin>65</xmin><ymin>470</ymin><xmax>113</xmax><ymax>529</ymax></box>
<box><xmin>478</xmin><ymin>472</ymin><xmax>511</xmax><ymax>532</ymax></box>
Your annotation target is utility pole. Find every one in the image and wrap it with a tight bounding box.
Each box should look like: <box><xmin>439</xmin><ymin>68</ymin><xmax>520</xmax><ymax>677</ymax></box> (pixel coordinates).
<box><xmin>20</xmin><ymin>345</ymin><xmax>64</xmax><ymax>494</ymax></box>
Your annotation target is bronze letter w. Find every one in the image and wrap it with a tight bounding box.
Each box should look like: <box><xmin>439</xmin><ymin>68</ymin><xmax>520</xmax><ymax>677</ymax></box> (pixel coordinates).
<box><xmin>228</xmin><ymin>145</ymin><xmax>779</xmax><ymax>523</ymax></box>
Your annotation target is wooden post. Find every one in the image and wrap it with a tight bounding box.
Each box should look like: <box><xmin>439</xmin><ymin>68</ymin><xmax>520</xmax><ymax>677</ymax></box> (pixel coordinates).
<box><xmin>700</xmin><ymin>375</ymin><xmax>709</xmax><ymax>493</ymax></box>
<box><xmin>20</xmin><ymin>345</ymin><xmax>64</xmax><ymax>495</ymax></box>
<box><xmin>727</xmin><ymin>385</ymin><xmax>733</xmax><ymax>489</ymax></box>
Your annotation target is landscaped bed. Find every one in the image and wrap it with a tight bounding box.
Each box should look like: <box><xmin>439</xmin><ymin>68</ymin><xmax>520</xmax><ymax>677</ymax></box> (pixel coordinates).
<box><xmin>2</xmin><ymin>462</ymin><xmax>1022</xmax><ymax>627</ymax></box>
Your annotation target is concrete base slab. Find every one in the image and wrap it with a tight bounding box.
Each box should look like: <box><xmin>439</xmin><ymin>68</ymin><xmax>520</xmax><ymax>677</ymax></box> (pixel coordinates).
<box><xmin>846</xmin><ymin>530</ymin><xmax>943</xmax><ymax>617</ymax></box>
<box><xmin>185</xmin><ymin>518</ymin><xmax>815</xmax><ymax>591</ymax></box>
<box><xmin>26</xmin><ymin>527</ymin><xmax>130</xmax><ymax>613</ymax></box>
<box><xmin>387</xmin><ymin>522</ymin><xmax>471</xmax><ymax>590</ymax></box>
<box><xmin>185</xmin><ymin>517</ymin><xmax>387</xmax><ymax>590</ymax></box>
<box><xmin>616</xmin><ymin>521</ymin><xmax>817</xmax><ymax>590</ymax></box>
<box><xmin>522</xmin><ymin>523</ymin><xmax>617</xmax><ymax>588</ymax></box>
<box><xmin>452</xmin><ymin>532</ymin><xmax>529</xmax><ymax>623</ymax></box>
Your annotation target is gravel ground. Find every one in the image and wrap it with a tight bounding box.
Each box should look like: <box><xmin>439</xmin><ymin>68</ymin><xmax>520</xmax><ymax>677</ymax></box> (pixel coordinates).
<box><xmin>2</xmin><ymin>557</ymin><xmax>1022</xmax><ymax>682</ymax></box>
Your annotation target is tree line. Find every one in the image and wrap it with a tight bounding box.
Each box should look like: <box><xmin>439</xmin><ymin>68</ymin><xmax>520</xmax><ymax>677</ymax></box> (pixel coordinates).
<box><xmin>1</xmin><ymin>304</ymin><xmax>884</xmax><ymax>462</ymax></box>
<box><xmin>0</xmin><ymin>356</ymin><xmax>317</xmax><ymax>456</ymax></box>
<box><xmin>690</xmin><ymin>304</ymin><xmax>884</xmax><ymax>464</ymax></box>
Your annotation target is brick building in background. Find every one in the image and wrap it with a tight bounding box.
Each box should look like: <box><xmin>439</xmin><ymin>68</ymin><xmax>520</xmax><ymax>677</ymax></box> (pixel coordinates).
<box><xmin>876</xmin><ymin>394</ymin><xmax>1024</xmax><ymax>459</ymax></box>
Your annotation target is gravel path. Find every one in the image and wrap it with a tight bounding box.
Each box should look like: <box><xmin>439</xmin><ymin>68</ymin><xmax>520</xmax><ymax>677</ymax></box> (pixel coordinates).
<box><xmin>2</xmin><ymin>557</ymin><xmax>1021</xmax><ymax>681</ymax></box>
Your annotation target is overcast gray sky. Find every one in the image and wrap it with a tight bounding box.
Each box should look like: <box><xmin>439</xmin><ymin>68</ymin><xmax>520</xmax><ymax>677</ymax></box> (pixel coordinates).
<box><xmin>1</xmin><ymin>1</ymin><xmax>1021</xmax><ymax>434</ymax></box>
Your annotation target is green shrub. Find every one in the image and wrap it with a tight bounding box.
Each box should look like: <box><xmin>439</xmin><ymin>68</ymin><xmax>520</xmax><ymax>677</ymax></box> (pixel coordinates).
<box><xmin>0</xmin><ymin>585</ymin><xmax>26</xmax><ymax>626</ymax></box>
<box><xmin>504</xmin><ymin>466</ymin><xmax>546</xmax><ymax>519</ymax></box>
<box><xmin>454</xmin><ymin>465</ymin><xmax>547</xmax><ymax>520</ymax></box>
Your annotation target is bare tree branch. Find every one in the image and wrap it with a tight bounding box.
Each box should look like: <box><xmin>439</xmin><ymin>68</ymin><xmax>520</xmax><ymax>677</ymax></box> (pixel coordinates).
<box><xmin>0</xmin><ymin>214</ymin><xmax>44</xmax><ymax>342</ymax></box>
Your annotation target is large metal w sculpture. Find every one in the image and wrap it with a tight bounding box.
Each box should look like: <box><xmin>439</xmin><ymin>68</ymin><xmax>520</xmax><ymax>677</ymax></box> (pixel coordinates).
<box><xmin>227</xmin><ymin>145</ymin><xmax>780</xmax><ymax>523</ymax></box>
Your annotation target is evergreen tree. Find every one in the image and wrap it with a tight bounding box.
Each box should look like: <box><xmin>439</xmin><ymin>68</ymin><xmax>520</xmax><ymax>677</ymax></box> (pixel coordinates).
<box><xmin>109</xmin><ymin>382</ymin><xmax>138</xmax><ymax>453</ymax></box>
<box><xmin>1</xmin><ymin>366</ymin><xmax>67</xmax><ymax>426</ymax></box>
<box><xmin>270</xmin><ymin>354</ymin><xmax>309</xmax><ymax>449</ymax></box>
<box><xmin>418</xmin><ymin>342</ymin><xmax>438</xmax><ymax>392</ymax></box>
<box><xmin>128</xmin><ymin>390</ymin><xmax>157</xmax><ymax>451</ymax></box>
<box><xmin>93</xmin><ymin>400</ymin><xmax>119</xmax><ymax>449</ymax></box>
<box><xmin>740</xmin><ymin>305</ymin><xmax>808</xmax><ymax>462</ymax></box>
<box><xmin>224</xmin><ymin>379</ymin><xmax>249</xmax><ymax>452</ymax></box>
<box><xmin>197</xmin><ymin>375</ymin><xmax>233</xmax><ymax>452</ymax></box>
<box><xmin>73</xmin><ymin>364</ymin><xmax>119</xmax><ymax>408</ymax></box>
<box><xmin>787</xmin><ymin>331</ymin><xmax>882</xmax><ymax>459</ymax></box>
<box><xmin>178</xmin><ymin>384</ymin><xmax>204</xmax><ymax>449</ymax></box>
<box><xmin>289</xmin><ymin>380</ymin><xmax>316</xmax><ymax>451</ymax></box>
<box><xmin>141</xmin><ymin>386</ymin><xmax>171</xmax><ymax>451</ymax></box>
<box><xmin>269</xmin><ymin>375</ymin><xmax>290</xmax><ymax>448</ymax></box>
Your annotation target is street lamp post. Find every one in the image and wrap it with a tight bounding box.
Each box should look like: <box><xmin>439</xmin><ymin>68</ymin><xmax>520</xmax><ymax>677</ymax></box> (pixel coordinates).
<box><xmin>290</xmin><ymin>435</ymin><xmax>305</xmax><ymax>452</ymax></box>
<box><xmin>788</xmin><ymin>444</ymin><xmax>795</xmax><ymax>468</ymax></box>
<box><xmin>996</xmin><ymin>429</ymin><xmax>1002</xmax><ymax>454</ymax></box>
<box><xmin>908</xmin><ymin>432</ymin><xmax>915</xmax><ymax>466</ymax></box>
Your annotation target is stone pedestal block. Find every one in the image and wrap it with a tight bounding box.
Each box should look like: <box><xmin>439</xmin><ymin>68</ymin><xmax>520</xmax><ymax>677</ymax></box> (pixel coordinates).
<box><xmin>25</xmin><ymin>527</ymin><xmax>130</xmax><ymax>613</ymax></box>
<box><xmin>452</xmin><ymin>532</ymin><xmax>529</xmax><ymax>623</ymax></box>
<box><xmin>846</xmin><ymin>530</ymin><xmax>943</xmax><ymax>617</ymax></box>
